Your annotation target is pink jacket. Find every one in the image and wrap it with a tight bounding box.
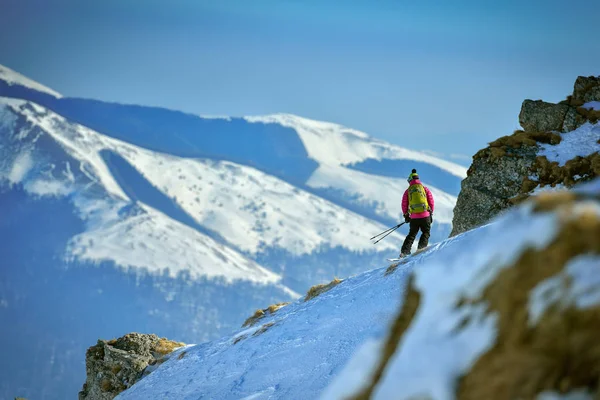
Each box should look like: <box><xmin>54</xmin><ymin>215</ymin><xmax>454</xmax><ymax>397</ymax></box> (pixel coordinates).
<box><xmin>402</xmin><ymin>179</ymin><xmax>435</xmax><ymax>219</ymax></box>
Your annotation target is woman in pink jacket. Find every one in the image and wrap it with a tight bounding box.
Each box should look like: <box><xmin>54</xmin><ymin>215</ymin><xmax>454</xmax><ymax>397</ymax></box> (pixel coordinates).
<box><xmin>400</xmin><ymin>169</ymin><xmax>435</xmax><ymax>257</ymax></box>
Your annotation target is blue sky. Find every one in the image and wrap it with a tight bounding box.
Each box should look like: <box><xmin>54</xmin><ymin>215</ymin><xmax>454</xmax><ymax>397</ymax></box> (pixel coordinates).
<box><xmin>1</xmin><ymin>0</ymin><xmax>598</xmax><ymax>162</ymax></box>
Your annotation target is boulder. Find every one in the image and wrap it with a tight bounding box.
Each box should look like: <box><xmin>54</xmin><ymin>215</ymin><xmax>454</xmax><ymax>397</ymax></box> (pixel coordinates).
<box><xmin>518</xmin><ymin>100</ymin><xmax>569</xmax><ymax>132</ymax></box>
<box><xmin>573</xmin><ymin>75</ymin><xmax>600</xmax><ymax>102</ymax></box>
<box><xmin>450</xmin><ymin>146</ymin><xmax>538</xmax><ymax>236</ymax></box>
<box><xmin>79</xmin><ymin>333</ymin><xmax>184</xmax><ymax>400</ymax></box>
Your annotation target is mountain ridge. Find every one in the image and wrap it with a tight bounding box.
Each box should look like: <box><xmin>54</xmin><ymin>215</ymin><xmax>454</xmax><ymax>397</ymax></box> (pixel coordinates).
<box><xmin>0</xmin><ymin>65</ymin><xmax>464</xmax><ymax>400</ymax></box>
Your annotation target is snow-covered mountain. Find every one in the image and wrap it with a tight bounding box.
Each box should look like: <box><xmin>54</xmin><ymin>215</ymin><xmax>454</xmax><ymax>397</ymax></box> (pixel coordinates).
<box><xmin>116</xmin><ymin>180</ymin><xmax>600</xmax><ymax>400</ymax></box>
<box><xmin>0</xmin><ymin>65</ymin><xmax>465</xmax><ymax>400</ymax></box>
<box><xmin>0</xmin><ymin>64</ymin><xmax>62</xmax><ymax>98</ymax></box>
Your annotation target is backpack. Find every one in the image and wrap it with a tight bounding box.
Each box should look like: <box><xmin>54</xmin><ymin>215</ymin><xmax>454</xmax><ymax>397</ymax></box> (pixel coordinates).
<box><xmin>408</xmin><ymin>183</ymin><xmax>429</xmax><ymax>214</ymax></box>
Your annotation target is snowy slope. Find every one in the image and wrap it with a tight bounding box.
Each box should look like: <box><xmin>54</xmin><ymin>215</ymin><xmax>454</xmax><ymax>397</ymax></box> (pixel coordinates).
<box><xmin>307</xmin><ymin>163</ymin><xmax>457</xmax><ymax>224</ymax></box>
<box><xmin>113</xmin><ymin>148</ymin><xmax>404</xmax><ymax>255</ymax></box>
<box><xmin>0</xmin><ymin>66</ymin><xmax>467</xmax><ymax>399</ymax></box>
<box><xmin>116</xmin><ymin>181</ymin><xmax>600</xmax><ymax>400</ymax></box>
<box><xmin>245</xmin><ymin>114</ymin><xmax>466</xmax><ymax>177</ymax></box>
<box><xmin>0</xmin><ymin>64</ymin><xmax>466</xmax><ymax>241</ymax></box>
<box><xmin>0</xmin><ymin>64</ymin><xmax>62</xmax><ymax>98</ymax></box>
<box><xmin>538</xmin><ymin>122</ymin><xmax>600</xmax><ymax>166</ymax></box>
<box><xmin>1</xmin><ymin>98</ymin><xmax>404</xmax><ymax>260</ymax></box>
<box><xmin>247</xmin><ymin>114</ymin><xmax>466</xmax><ymax>226</ymax></box>
<box><xmin>0</xmin><ymin>98</ymin><xmax>291</xmax><ymax>286</ymax></box>
<box><xmin>68</xmin><ymin>200</ymin><xmax>286</xmax><ymax>285</ymax></box>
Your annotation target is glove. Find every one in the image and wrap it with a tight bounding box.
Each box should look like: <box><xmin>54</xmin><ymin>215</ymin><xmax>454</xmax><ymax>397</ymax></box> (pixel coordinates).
<box><xmin>404</xmin><ymin>213</ymin><xmax>411</xmax><ymax>223</ymax></box>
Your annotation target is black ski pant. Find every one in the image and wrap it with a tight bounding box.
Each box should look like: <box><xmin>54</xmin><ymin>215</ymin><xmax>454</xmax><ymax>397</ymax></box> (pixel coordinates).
<box><xmin>400</xmin><ymin>216</ymin><xmax>431</xmax><ymax>255</ymax></box>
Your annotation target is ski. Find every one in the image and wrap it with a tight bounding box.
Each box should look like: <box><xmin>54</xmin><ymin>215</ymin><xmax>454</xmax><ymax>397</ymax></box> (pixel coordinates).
<box><xmin>386</xmin><ymin>246</ymin><xmax>431</xmax><ymax>263</ymax></box>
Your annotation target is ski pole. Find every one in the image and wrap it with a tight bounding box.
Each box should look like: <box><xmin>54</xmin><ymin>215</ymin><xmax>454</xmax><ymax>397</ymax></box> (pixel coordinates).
<box><xmin>372</xmin><ymin>225</ymin><xmax>402</xmax><ymax>244</ymax></box>
<box><xmin>370</xmin><ymin>222</ymin><xmax>405</xmax><ymax>240</ymax></box>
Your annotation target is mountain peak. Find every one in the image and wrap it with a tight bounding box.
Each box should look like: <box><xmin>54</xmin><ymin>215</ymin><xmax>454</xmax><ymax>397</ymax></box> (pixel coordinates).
<box><xmin>0</xmin><ymin>64</ymin><xmax>62</xmax><ymax>98</ymax></box>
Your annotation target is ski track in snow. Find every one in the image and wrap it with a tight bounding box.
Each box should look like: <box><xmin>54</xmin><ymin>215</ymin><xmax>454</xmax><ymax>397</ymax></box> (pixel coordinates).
<box><xmin>116</xmin><ymin>185</ymin><xmax>600</xmax><ymax>400</ymax></box>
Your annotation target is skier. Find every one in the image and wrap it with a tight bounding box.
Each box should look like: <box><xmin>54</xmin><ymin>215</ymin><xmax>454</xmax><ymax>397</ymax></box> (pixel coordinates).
<box><xmin>399</xmin><ymin>169</ymin><xmax>434</xmax><ymax>258</ymax></box>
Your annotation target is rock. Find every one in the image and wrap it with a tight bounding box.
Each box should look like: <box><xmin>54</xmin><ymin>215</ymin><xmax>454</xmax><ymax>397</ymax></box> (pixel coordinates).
<box><xmin>453</xmin><ymin>76</ymin><xmax>600</xmax><ymax>236</ymax></box>
<box><xmin>573</xmin><ymin>75</ymin><xmax>600</xmax><ymax>102</ymax></box>
<box><xmin>450</xmin><ymin>146</ymin><xmax>538</xmax><ymax>236</ymax></box>
<box><xmin>79</xmin><ymin>333</ymin><xmax>185</xmax><ymax>400</ymax></box>
<box><xmin>561</xmin><ymin>106</ymin><xmax>586</xmax><ymax>132</ymax></box>
<box><xmin>518</xmin><ymin>100</ymin><xmax>569</xmax><ymax>132</ymax></box>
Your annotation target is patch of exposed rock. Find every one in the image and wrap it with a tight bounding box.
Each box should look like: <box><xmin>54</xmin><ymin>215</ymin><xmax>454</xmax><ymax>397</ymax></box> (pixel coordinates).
<box><xmin>79</xmin><ymin>333</ymin><xmax>185</xmax><ymax>400</ymax></box>
<box><xmin>451</xmin><ymin>76</ymin><xmax>600</xmax><ymax>236</ymax></box>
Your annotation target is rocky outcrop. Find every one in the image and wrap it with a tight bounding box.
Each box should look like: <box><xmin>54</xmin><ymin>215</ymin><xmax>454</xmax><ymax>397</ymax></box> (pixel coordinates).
<box><xmin>573</xmin><ymin>76</ymin><xmax>600</xmax><ymax>102</ymax></box>
<box><xmin>451</xmin><ymin>146</ymin><xmax>539</xmax><ymax>236</ymax></box>
<box><xmin>451</xmin><ymin>76</ymin><xmax>600</xmax><ymax>236</ymax></box>
<box><xmin>520</xmin><ymin>76</ymin><xmax>600</xmax><ymax>134</ymax></box>
<box><xmin>519</xmin><ymin>100</ymin><xmax>570</xmax><ymax>133</ymax></box>
<box><xmin>79</xmin><ymin>333</ymin><xmax>185</xmax><ymax>400</ymax></box>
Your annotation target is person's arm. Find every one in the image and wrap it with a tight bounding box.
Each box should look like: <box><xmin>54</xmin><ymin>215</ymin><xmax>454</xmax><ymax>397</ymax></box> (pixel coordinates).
<box><xmin>402</xmin><ymin>190</ymin><xmax>409</xmax><ymax>215</ymax></box>
<box><xmin>425</xmin><ymin>187</ymin><xmax>435</xmax><ymax>213</ymax></box>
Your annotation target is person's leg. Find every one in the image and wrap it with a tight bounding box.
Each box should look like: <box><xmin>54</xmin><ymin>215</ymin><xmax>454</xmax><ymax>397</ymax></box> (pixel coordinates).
<box><xmin>417</xmin><ymin>217</ymin><xmax>431</xmax><ymax>249</ymax></box>
<box><xmin>400</xmin><ymin>220</ymin><xmax>420</xmax><ymax>255</ymax></box>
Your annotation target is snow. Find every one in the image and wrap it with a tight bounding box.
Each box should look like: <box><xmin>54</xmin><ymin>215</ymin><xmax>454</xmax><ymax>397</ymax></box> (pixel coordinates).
<box><xmin>0</xmin><ymin>64</ymin><xmax>63</xmax><ymax>98</ymax></box>
<box><xmin>537</xmin><ymin>390</ymin><xmax>595</xmax><ymax>400</ymax></box>
<box><xmin>7</xmin><ymin>151</ymin><xmax>33</xmax><ymax>184</ymax></box>
<box><xmin>115</xmin><ymin>184</ymin><xmax>597</xmax><ymax>400</ymax></box>
<box><xmin>198</xmin><ymin>114</ymin><xmax>232</xmax><ymax>121</ymax></box>
<box><xmin>245</xmin><ymin>114</ymin><xmax>467</xmax><ymax>178</ymax></box>
<box><xmin>532</xmin><ymin>183</ymin><xmax>566</xmax><ymax>195</ymax></box>
<box><xmin>1</xmin><ymin>98</ymin><xmax>406</xmax><ymax>288</ymax></box>
<box><xmin>307</xmin><ymin>163</ymin><xmax>457</xmax><ymax>224</ymax></box>
<box><xmin>2</xmin><ymin>98</ymin><xmax>405</xmax><ymax>257</ymax></box>
<box><xmin>320</xmin><ymin>338</ymin><xmax>383</xmax><ymax>399</ymax></box>
<box><xmin>104</xmin><ymin>137</ymin><xmax>405</xmax><ymax>256</ymax></box>
<box><xmin>582</xmin><ymin>101</ymin><xmax>600</xmax><ymax>110</ymax></box>
<box><xmin>24</xmin><ymin>178</ymin><xmax>72</xmax><ymax>197</ymax></box>
<box><xmin>117</xmin><ymin>254</ymin><xmax>412</xmax><ymax>400</ymax></box>
<box><xmin>67</xmin><ymin>199</ymin><xmax>291</xmax><ymax>286</ymax></box>
<box><xmin>529</xmin><ymin>254</ymin><xmax>600</xmax><ymax>325</ymax></box>
<box><xmin>0</xmin><ymin>99</ymin><xmax>129</xmax><ymax>200</ymax></box>
<box><xmin>0</xmin><ymin>99</ymin><xmax>298</xmax><ymax>287</ymax></box>
<box><xmin>539</xmin><ymin>122</ymin><xmax>600</xmax><ymax>166</ymax></box>
<box><xmin>364</xmin><ymin>206</ymin><xmax>560</xmax><ymax>400</ymax></box>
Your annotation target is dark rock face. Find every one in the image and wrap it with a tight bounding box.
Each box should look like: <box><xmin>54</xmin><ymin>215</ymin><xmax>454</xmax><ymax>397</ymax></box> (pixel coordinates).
<box><xmin>79</xmin><ymin>333</ymin><xmax>184</xmax><ymax>400</ymax></box>
<box><xmin>573</xmin><ymin>76</ymin><xmax>600</xmax><ymax>102</ymax></box>
<box><xmin>519</xmin><ymin>76</ymin><xmax>600</xmax><ymax>134</ymax></box>
<box><xmin>450</xmin><ymin>147</ymin><xmax>538</xmax><ymax>236</ymax></box>
<box><xmin>451</xmin><ymin>76</ymin><xmax>600</xmax><ymax>236</ymax></box>
<box><xmin>519</xmin><ymin>100</ymin><xmax>569</xmax><ymax>133</ymax></box>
